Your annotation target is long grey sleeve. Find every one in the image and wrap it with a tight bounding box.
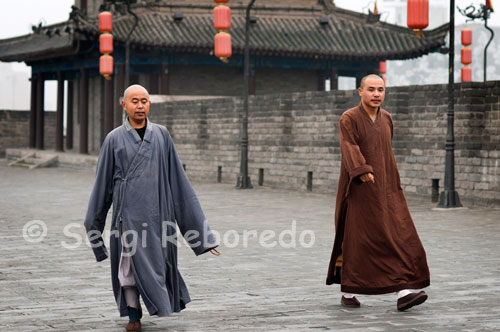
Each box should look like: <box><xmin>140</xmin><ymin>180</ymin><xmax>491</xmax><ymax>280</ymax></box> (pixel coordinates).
<box><xmin>165</xmin><ymin>130</ymin><xmax>218</xmax><ymax>255</ymax></box>
<box><xmin>84</xmin><ymin>136</ymin><xmax>115</xmax><ymax>261</ymax></box>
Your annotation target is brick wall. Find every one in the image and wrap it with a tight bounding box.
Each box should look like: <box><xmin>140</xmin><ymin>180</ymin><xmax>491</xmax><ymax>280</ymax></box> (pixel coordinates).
<box><xmin>2</xmin><ymin>81</ymin><xmax>498</xmax><ymax>205</ymax></box>
<box><xmin>0</xmin><ymin>110</ymin><xmax>56</xmax><ymax>157</ymax></box>
<box><xmin>149</xmin><ymin>81</ymin><xmax>500</xmax><ymax>206</ymax></box>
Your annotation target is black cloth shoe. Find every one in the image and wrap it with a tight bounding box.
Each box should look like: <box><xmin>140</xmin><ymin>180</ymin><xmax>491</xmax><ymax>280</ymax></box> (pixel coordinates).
<box><xmin>341</xmin><ymin>296</ymin><xmax>361</xmax><ymax>308</ymax></box>
<box><xmin>397</xmin><ymin>291</ymin><xmax>428</xmax><ymax>311</ymax></box>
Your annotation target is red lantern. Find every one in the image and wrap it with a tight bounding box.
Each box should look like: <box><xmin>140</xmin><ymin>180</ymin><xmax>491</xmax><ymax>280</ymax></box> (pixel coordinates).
<box><xmin>461</xmin><ymin>47</ymin><xmax>472</xmax><ymax>65</ymax></box>
<box><xmin>100</xmin><ymin>33</ymin><xmax>113</xmax><ymax>54</ymax></box>
<box><xmin>214</xmin><ymin>5</ymin><xmax>231</xmax><ymax>31</ymax></box>
<box><xmin>215</xmin><ymin>32</ymin><xmax>231</xmax><ymax>61</ymax></box>
<box><xmin>379</xmin><ymin>61</ymin><xmax>387</xmax><ymax>75</ymax></box>
<box><xmin>461</xmin><ymin>67</ymin><xmax>472</xmax><ymax>82</ymax></box>
<box><xmin>486</xmin><ymin>0</ymin><xmax>493</xmax><ymax>11</ymax></box>
<box><xmin>214</xmin><ymin>0</ymin><xmax>229</xmax><ymax>3</ymax></box>
<box><xmin>100</xmin><ymin>54</ymin><xmax>113</xmax><ymax>79</ymax></box>
<box><xmin>407</xmin><ymin>0</ymin><xmax>428</xmax><ymax>38</ymax></box>
<box><xmin>99</xmin><ymin>12</ymin><xmax>112</xmax><ymax>32</ymax></box>
<box><xmin>461</xmin><ymin>29</ymin><xmax>472</xmax><ymax>46</ymax></box>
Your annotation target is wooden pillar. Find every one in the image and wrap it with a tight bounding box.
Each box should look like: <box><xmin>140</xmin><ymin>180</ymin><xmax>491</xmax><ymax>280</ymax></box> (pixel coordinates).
<box><xmin>79</xmin><ymin>68</ymin><xmax>89</xmax><ymax>154</ymax></box>
<box><xmin>356</xmin><ymin>76</ymin><xmax>363</xmax><ymax>89</ymax></box>
<box><xmin>29</xmin><ymin>75</ymin><xmax>37</xmax><ymax>149</ymax></box>
<box><xmin>56</xmin><ymin>72</ymin><xmax>64</xmax><ymax>152</ymax></box>
<box><xmin>35</xmin><ymin>74</ymin><xmax>44</xmax><ymax>150</ymax></box>
<box><xmin>149</xmin><ymin>71</ymin><xmax>159</xmax><ymax>94</ymax></box>
<box><xmin>249</xmin><ymin>68</ymin><xmax>256</xmax><ymax>95</ymax></box>
<box><xmin>159</xmin><ymin>64</ymin><xmax>169</xmax><ymax>95</ymax></box>
<box><xmin>330</xmin><ymin>69</ymin><xmax>339</xmax><ymax>91</ymax></box>
<box><xmin>317</xmin><ymin>70</ymin><xmax>325</xmax><ymax>91</ymax></box>
<box><xmin>66</xmin><ymin>80</ymin><xmax>74</xmax><ymax>150</ymax></box>
<box><xmin>115</xmin><ymin>64</ymin><xmax>125</xmax><ymax>127</ymax></box>
<box><xmin>129</xmin><ymin>74</ymin><xmax>139</xmax><ymax>85</ymax></box>
<box><xmin>104</xmin><ymin>76</ymin><xmax>114</xmax><ymax>136</ymax></box>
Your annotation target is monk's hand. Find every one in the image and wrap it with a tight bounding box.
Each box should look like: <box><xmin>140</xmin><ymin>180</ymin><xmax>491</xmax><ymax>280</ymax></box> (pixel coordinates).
<box><xmin>360</xmin><ymin>173</ymin><xmax>375</xmax><ymax>184</ymax></box>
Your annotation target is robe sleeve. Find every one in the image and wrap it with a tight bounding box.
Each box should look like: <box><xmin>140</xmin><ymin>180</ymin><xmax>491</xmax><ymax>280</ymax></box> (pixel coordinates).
<box><xmin>164</xmin><ymin>128</ymin><xmax>219</xmax><ymax>256</ymax></box>
<box><xmin>339</xmin><ymin>114</ymin><xmax>373</xmax><ymax>181</ymax></box>
<box><xmin>388</xmin><ymin>113</ymin><xmax>394</xmax><ymax>139</ymax></box>
<box><xmin>84</xmin><ymin>135</ymin><xmax>114</xmax><ymax>262</ymax></box>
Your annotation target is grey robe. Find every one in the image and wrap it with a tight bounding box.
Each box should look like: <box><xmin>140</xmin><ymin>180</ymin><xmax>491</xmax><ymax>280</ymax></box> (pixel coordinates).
<box><xmin>85</xmin><ymin>119</ymin><xmax>218</xmax><ymax>317</ymax></box>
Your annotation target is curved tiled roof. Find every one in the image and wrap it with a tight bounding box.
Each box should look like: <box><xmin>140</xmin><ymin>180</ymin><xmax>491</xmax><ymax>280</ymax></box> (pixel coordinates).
<box><xmin>75</xmin><ymin>7</ymin><xmax>448</xmax><ymax>61</ymax></box>
<box><xmin>0</xmin><ymin>4</ymin><xmax>448</xmax><ymax>62</ymax></box>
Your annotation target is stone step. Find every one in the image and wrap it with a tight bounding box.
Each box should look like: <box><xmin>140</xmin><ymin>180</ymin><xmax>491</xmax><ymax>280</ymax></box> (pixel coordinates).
<box><xmin>11</xmin><ymin>162</ymin><xmax>32</xmax><ymax>168</ymax></box>
<box><xmin>8</xmin><ymin>153</ymin><xmax>58</xmax><ymax>169</ymax></box>
<box><xmin>23</xmin><ymin>157</ymin><xmax>45</xmax><ymax>165</ymax></box>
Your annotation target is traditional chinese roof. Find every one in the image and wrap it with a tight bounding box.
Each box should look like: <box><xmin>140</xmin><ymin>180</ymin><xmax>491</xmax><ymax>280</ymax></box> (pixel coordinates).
<box><xmin>0</xmin><ymin>1</ymin><xmax>448</xmax><ymax>62</ymax></box>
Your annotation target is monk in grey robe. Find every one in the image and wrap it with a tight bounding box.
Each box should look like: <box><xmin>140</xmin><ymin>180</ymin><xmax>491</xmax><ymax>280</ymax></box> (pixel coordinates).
<box><xmin>85</xmin><ymin>85</ymin><xmax>219</xmax><ymax>331</ymax></box>
<box><xmin>326</xmin><ymin>75</ymin><xmax>430</xmax><ymax>311</ymax></box>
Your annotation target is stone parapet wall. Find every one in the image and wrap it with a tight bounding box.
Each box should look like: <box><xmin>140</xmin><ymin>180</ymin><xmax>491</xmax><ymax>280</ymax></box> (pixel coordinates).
<box><xmin>149</xmin><ymin>82</ymin><xmax>500</xmax><ymax>206</ymax></box>
<box><xmin>2</xmin><ymin>81</ymin><xmax>498</xmax><ymax>206</ymax></box>
<box><xmin>0</xmin><ymin>110</ymin><xmax>56</xmax><ymax>157</ymax></box>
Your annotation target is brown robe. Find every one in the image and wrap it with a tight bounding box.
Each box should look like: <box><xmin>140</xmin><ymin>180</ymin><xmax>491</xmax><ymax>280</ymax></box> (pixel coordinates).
<box><xmin>326</xmin><ymin>104</ymin><xmax>430</xmax><ymax>294</ymax></box>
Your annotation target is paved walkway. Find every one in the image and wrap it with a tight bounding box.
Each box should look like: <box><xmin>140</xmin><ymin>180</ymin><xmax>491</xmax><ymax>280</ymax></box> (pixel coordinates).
<box><xmin>0</xmin><ymin>159</ymin><xmax>499</xmax><ymax>331</ymax></box>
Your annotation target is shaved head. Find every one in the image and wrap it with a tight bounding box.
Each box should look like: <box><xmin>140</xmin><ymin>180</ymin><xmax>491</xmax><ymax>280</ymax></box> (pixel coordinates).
<box><xmin>121</xmin><ymin>84</ymin><xmax>151</xmax><ymax>128</ymax></box>
<box><xmin>123</xmin><ymin>84</ymin><xmax>149</xmax><ymax>101</ymax></box>
<box><xmin>359</xmin><ymin>74</ymin><xmax>384</xmax><ymax>89</ymax></box>
<box><xmin>358</xmin><ymin>74</ymin><xmax>385</xmax><ymax>112</ymax></box>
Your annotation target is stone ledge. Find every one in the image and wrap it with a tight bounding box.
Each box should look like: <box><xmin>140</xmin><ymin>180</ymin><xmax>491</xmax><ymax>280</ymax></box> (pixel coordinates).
<box><xmin>6</xmin><ymin>148</ymin><xmax>98</xmax><ymax>171</ymax></box>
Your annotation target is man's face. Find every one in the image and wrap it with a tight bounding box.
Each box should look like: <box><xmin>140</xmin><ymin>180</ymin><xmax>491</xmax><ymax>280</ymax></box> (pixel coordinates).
<box><xmin>122</xmin><ymin>87</ymin><xmax>150</xmax><ymax>124</ymax></box>
<box><xmin>358</xmin><ymin>77</ymin><xmax>385</xmax><ymax>110</ymax></box>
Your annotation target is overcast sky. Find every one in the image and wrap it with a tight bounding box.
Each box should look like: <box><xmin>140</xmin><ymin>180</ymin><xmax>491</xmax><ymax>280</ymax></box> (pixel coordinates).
<box><xmin>0</xmin><ymin>0</ymin><xmax>498</xmax><ymax>40</ymax></box>
<box><xmin>0</xmin><ymin>0</ymin><xmax>498</xmax><ymax>72</ymax></box>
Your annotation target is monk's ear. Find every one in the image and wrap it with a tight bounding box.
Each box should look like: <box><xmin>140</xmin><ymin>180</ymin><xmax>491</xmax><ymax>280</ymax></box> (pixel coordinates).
<box><xmin>358</xmin><ymin>87</ymin><xmax>363</xmax><ymax>96</ymax></box>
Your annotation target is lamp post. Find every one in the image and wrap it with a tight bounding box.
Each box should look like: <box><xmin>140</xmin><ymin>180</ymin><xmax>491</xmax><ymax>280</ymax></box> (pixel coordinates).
<box><xmin>407</xmin><ymin>0</ymin><xmax>461</xmax><ymax>207</ymax></box>
<box><xmin>236</xmin><ymin>0</ymin><xmax>256</xmax><ymax>189</ymax></box>
<box><xmin>438</xmin><ymin>0</ymin><xmax>462</xmax><ymax>207</ymax></box>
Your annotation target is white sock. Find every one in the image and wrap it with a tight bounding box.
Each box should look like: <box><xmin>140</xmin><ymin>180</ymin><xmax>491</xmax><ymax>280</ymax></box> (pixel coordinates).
<box><xmin>123</xmin><ymin>286</ymin><xmax>140</xmax><ymax>308</ymax></box>
<box><xmin>343</xmin><ymin>292</ymin><xmax>355</xmax><ymax>299</ymax></box>
<box><xmin>397</xmin><ymin>289</ymin><xmax>412</xmax><ymax>299</ymax></box>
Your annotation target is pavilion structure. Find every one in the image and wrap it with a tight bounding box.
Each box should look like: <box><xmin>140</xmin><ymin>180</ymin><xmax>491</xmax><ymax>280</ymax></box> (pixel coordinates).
<box><xmin>0</xmin><ymin>0</ymin><xmax>448</xmax><ymax>154</ymax></box>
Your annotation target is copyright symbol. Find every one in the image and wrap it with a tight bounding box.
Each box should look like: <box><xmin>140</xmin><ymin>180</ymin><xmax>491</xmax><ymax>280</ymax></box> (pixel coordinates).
<box><xmin>23</xmin><ymin>220</ymin><xmax>48</xmax><ymax>243</ymax></box>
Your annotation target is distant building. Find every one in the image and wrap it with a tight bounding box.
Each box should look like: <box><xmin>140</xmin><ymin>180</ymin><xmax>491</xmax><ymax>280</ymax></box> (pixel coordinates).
<box><xmin>0</xmin><ymin>0</ymin><xmax>448</xmax><ymax>154</ymax></box>
<box><xmin>0</xmin><ymin>63</ymin><xmax>31</xmax><ymax>111</ymax></box>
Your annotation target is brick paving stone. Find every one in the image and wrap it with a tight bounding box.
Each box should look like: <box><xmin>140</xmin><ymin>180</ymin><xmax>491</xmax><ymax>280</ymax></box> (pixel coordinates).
<box><xmin>0</xmin><ymin>159</ymin><xmax>499</xmax><ymax>331</ymax></box>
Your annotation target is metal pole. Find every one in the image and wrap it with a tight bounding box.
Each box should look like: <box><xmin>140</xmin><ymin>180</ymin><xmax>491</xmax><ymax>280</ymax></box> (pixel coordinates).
<box><xmin>438</xmin><ymin>0</ymin><xmax>462</xmax><ymax>207</ymax></box>
<box><xmin>236</xmin><ymin>0</ymin><xmax>256</xmax><ymax>189</ymax></box>
<box><xmin>125</xmin><ymin>1</ymin><xmax>139</xmax><ymax>89</ymax></box>
<box><xmin>483</xmin><ymin>15</ymin><xmax>494</xmax><ymax>82</ymax></box>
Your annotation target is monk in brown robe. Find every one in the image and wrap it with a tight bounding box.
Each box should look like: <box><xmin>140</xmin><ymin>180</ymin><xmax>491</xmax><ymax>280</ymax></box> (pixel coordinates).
<box><xmin>326</xmin><ymin>74</ymin><xmax>430</xmax><ymax>311</ymax></box>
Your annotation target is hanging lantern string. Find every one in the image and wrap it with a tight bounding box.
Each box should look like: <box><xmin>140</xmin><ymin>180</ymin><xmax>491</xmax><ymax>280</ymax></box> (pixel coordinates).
<box><xmin>99</xmin><ymin>11</ymin><xmax>114</xmax><ymax>79</ymax></box>
<box><xmin>213</xmin><ymin>0</ymin><xmax>232</xmax><ymax>62</ymax></box>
